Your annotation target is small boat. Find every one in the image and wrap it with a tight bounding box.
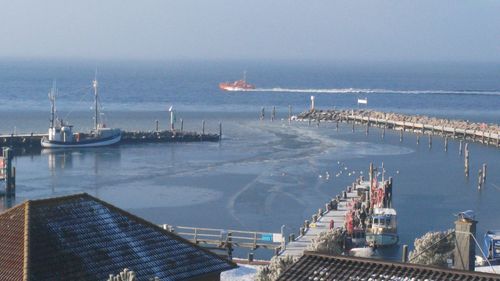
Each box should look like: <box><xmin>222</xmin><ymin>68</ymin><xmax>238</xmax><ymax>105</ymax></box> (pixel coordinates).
<box><xmin>41</xmin><ymin>78</ymin><xmax>121</xmax><ymax>148</ymax></box>
<box><xmin>484</xmin><ymin>230</ymin><xmax>500</xmax><ymax>264</ymax></box>
<box><xmin>219</xmin><ymin>71</ymin><xmax>256</xmax><ymax>91</ymax></box>
<box><xmin>366</xmin><ymin>208</ymin><xmax>399</xmax><ymax>247</ymax></box>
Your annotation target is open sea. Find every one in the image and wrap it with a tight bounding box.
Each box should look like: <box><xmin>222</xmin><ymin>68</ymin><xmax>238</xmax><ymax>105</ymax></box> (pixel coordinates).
<box><xmin>0</xmin><ymin>60</ymin><xmax>499</xmax><ymax>259</ymax></box>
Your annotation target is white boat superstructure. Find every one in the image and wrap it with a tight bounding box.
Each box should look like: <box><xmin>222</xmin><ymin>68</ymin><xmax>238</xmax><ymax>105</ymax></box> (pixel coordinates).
<box><xmin>366</xmin><ymin>208</ymin><xmax>399</xmax><ymax>247</ymax></box>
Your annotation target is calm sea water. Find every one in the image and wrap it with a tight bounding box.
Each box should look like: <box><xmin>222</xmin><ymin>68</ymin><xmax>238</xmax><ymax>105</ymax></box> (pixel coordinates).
<box><xmin>0</xmin><ymin>60</ymin><xmax>499</xmax><ymax>259</ymax></box>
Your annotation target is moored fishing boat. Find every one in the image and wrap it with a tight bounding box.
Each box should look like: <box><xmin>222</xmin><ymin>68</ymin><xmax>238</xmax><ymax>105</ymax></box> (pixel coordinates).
<box><xmin>366</xmin><ymin>208</ymin><xmax>399</xmax><ymax>247</ymax></box>
<box><xmin>41</xmin><ymin>77</ymin><xmax>121</xmax><ymax>148</ymax></box>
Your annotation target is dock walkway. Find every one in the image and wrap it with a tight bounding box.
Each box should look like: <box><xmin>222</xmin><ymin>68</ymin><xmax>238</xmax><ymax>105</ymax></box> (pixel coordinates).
<box><xmin>281</xmin><ymin>181</ymin><xmax>369</xmax><ymax>257</ymax></box>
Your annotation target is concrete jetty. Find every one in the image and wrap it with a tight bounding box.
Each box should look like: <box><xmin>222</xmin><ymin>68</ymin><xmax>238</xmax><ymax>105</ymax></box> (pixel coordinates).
<box><xmin>296</xmin><ymin>109</ymin><xmax>500</xmax><ymax>147</ymax></box>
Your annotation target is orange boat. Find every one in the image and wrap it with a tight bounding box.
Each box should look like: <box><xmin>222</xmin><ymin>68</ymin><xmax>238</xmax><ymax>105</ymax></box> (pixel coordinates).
<box><xmin>219</xmin><ymin>72</ymin><xmax>256</xmax><ymax>91</ymax></box>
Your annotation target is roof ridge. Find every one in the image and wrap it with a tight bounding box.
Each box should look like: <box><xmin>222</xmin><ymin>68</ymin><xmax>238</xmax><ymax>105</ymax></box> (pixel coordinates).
<box><xmin>27</xmin><ymin>193</ymin><xmax>89</xmax><ymax>206</ymax></box>
<box><xmin>302</xmin><ymin>251</ymin><xmax>500</xmax><ymax>279</ymax></box>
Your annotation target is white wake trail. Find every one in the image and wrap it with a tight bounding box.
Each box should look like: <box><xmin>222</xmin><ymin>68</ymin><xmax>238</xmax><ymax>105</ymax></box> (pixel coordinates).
<box><xmin>241</xmin><ymin>88</ymin><xmax>500</xmax><ymax>96</ymax></box>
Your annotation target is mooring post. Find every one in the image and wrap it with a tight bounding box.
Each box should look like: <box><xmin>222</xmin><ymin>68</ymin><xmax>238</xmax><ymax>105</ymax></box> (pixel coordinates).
<box><xmin>310</xmin><ymin>95</ymin><xmax>315</xmax><ymax>112</ymax></box>
<box><xmin>352</xmin><ymin>122</ymin><xmax>355</xmax><ymax>133</ymax></box>
<box><xmin>288</xmin><ymin>105</ymin><xmax>292</xmax><ymax>124</ymax></box>
<box><xmin>416</xmin><ymin>134</ymin><xmax>420</xmax><ymax>145</ymax></box>
<box><xmin>219</xmin><ymin>122</ymin><xmax>222</xmax><ymax>141</ymax></box>
<box><xmin>428</xmin><ymin>134</ymin><xmax>432</xmax><ymax>149</ymax></box>
<box><xmin>336</xmin><ymin>120</ymin><xmax>339</xmax><ymax>132</ymax></box>
<box><xmin>202</xmin><ymin>120</ymin><xmax>205</xmax><ymax>135</ymax></box>
<box><xmin>382</xmin><ymin>126</ymin><xmax>385</xmax><ymax>139</ymax></box>
<box><xmin>260</xmin><ymin>107</ymin><xmax>265</xmax><ymax>120</ymax></box>
<box><xmin>464</xmin><ymin>146</ymin><xmax>469</xmax><ymax>177</ymax></box>
<box><xmin>180</xmin><ymin>118</ymin><xmax>184</xmax><ymax>132</ymax></box>
<box><xmin>482</xmin><ymin>163</ymin><xmax>486</xmax><ymax>182</ymax></box>
<box><xmin>3</xmin><ymin>147</ymin><xmax>15</xmax><ymax>196</ymax></box>
<box><xmin>271</xmin><ymin>106</ymin><xmax>276</xmax><ymax>122</ymax></box>
<box><xmin>444</xmin><ymin>136</ymin><xmax>448</xmax><ymax>152</ymax></box>
<box><xmin>402</xmin><ymin>244</ymin><xmax>409</xmax><ymax>263</ymax></box>
<box><xmin>365</xmin><ymin>118</ymin><xmax>369</xmax><ymax>136</ymax></box>
<box><xmin>155</xmin><ymin>120</ymin><xmax>159</xmax><ymax>132</ymax></box>
<box><xmin>399</xmin><ymin>129</ymin><xmax>403</xmax><ymax>142</ymax></box>
<box><xmin>478</xmin><ymin>169</ymin><xmax>483</xmax><ymax>189</ymax></box>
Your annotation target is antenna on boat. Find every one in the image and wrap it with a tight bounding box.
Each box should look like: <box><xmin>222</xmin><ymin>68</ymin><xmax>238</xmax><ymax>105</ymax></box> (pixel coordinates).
<box><xmin>93</xmin><ymin>69</ymin><xmax>99</xmax><ymax>131</ymax></box>
<box><xmin>48</xmin><ymin>80</ymin><xmax>57</xmax><ymax>129</ymax></box>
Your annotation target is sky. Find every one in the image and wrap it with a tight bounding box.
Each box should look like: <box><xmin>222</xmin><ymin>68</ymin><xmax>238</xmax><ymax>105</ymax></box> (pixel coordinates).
<box><xmin>0</xmin><ymin>0</ymin><xmax>499</xmax><ymax>62</ymax></box>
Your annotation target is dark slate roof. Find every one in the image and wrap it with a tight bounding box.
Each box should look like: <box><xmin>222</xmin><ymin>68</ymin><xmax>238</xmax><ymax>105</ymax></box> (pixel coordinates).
<box><xmin>277</xmin><ymin>251</ymin><xmax>500</xmax><ymax>281</ymax></box>
<box><xmin>0</xmin><ymin>193</ymin><xmax>236</xmax><ymax>281</ymax></box>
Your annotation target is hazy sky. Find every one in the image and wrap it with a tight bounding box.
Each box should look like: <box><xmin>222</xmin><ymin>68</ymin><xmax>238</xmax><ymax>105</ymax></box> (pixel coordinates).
<box><xmin>1</xmin><ymin>0</ymin><xmax>499</xmax><ymax>62</ymax></box>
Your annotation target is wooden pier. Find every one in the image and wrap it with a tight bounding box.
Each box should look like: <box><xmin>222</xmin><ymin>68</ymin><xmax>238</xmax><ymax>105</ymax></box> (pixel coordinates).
<box><xmin>0</xmin><ymin>129</ymin><xmax>220</xmax><ymax>153</ymax></box>
<box><xmin>297</xmin><ymin>109</ymin><xmax>500</xmax><ymax>147</ymax></box>
<box><xmin>281</xmin><ymin>180</ymin><xmax>369</xmax><ymax>257</ymax></box>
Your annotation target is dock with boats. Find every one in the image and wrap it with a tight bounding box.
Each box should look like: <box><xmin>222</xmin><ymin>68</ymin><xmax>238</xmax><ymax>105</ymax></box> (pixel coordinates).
<box><xmin>0</xmin><ymin>129</ymin><xmax>220</xmax><ymax>152</ymax></box>
<box><xmin>281</xmin><ymin>163</ymin><xmax>396</xmax><ymax>258</ymax></box>
<box><xmin>296</xmin><ymin>109</ymin><xmax>500</xmax><ymax>147</ymax></box>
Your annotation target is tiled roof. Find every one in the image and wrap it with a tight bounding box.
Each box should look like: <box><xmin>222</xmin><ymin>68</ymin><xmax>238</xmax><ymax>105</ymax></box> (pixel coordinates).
<box><xmin>0</xmin><ymin>193</ymin><xmax>236</xmax><ymax>281</ymax></box>
<box><xmin>277</xmin><ymin>251</ymin><xmax>500</xmax><ymax>281</ymax></box>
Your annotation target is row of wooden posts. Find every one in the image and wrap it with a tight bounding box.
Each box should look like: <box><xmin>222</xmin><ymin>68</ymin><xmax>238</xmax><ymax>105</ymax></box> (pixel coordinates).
<box><xmin>260</xmin><ymin>106</ymin><xmax>491</xmax><ymax>191</ymax></box>
<box><xmin>154</xmin><ymin>118</ymin><xmax>222</xmax><ymax>141</ymax></box>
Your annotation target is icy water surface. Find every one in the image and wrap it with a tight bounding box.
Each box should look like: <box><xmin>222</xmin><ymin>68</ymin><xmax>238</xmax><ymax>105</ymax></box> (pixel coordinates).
<box><xmin>1</xmin><ymin>60</ymin><xmax>499</xmax><ymax>259</ymax></box>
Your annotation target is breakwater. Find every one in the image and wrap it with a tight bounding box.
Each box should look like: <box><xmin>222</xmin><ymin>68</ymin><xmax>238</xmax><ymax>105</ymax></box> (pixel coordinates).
<box><xmin>0</xmin><ymin>129</ymin><xmax>220</xmax><ymax>154</ymax></box>
<box><xmin>296</xmin><ymin>109</ymin><xmax>500</xmax><ymax>146</ymax></box>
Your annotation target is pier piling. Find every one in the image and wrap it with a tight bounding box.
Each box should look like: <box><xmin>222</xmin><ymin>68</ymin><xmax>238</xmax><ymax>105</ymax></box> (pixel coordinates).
<box><xmin>271</xmin><ymin>106</ymin><xmax>276</xmax><ymax>122</ymax></box>
<box><xmin>482</xmin><ymin>163</ymin><xmax>486</xmax><ymax>182</ymax></box>
<box><xmin>478</xmin><ymin>169</ymin><xmax>483</xmax><ymax>189</ymax></box>
<box><xmin>459</xmin><ymin>140</ymin><xmax>463</xmax><ymax>155</ymax></box>
<box><xmin>444</xmin><ymin>136</ymin><xmax>448</xmax><ymax>152</ymax></box>
<box><xmin>428</xmin><ymin>135</ymin><xmax>432</xmax><ymax>149</ymax></box>
<box><xmin>416</xmin><ymin>134</ymin><xmax>420</xmax><ymax>145</ymax></box>
<box><xmin>219</xmin><ymin>122</ymin><xmax>222</xmax><ymax>141</ymax></box>
<box><xmin>3</xmin><ymin>147</ymin><xmax>15</xmax><ymax>196</ymax></box>
<box><xmin>402</xmin><ymin>245</ymin><xmax>409</xmax><ymax>263</ymax></box>
<box><xmin>288</xmin><ymin>105</ymin><xmax>292</xmax><ymax>124</ymax></box>
<box><xmin>399</xmin><ymin>129</ymin><xmax>403</xmax><ymax>142</ymax></box>
<box><xmin>464</xmin><ymin>145</ymin><xmax>470</xmax><ymax>177</ymax></box>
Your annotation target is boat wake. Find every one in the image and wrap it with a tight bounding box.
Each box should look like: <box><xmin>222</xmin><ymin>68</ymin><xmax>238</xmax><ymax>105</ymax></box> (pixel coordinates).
<box><xmin>245</xmin><ymin>87</ymin><xmax>500</xmax><ymax>96</ymax></box>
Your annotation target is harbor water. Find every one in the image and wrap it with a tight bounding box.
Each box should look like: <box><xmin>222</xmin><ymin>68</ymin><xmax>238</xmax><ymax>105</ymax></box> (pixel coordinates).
<box><xmin>0</xmin><ymin>60</ymin><xmax>499</xmax><ymax>259</ymax></box>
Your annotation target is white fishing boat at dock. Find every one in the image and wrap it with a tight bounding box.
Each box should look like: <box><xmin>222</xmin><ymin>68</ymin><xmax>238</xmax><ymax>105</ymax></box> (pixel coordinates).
<box><xmin>366</xmin><ymin>207</ymin><xmax>399</xmax><ymax>247</ymax></box>
<box><xmin>41</xmin><ymin>78</ymin><xmax>121</xmax><ymax>148</ymax></box>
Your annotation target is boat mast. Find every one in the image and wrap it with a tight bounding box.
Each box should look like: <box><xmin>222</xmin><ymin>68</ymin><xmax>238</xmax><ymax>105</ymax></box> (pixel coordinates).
<box><xmin>49</xmin><ymin>80</ymin><xmax>57</xmax><ymax>128</ymax></box>
<box><xmin>93</xmin><ymin>72</ymin><xmax>99</xmax><ymax>131</ymax></box>
<box><xmin>243</xmin><ymin>70</ymin><xmax>247</xmax><ymax>83</ymax></box>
